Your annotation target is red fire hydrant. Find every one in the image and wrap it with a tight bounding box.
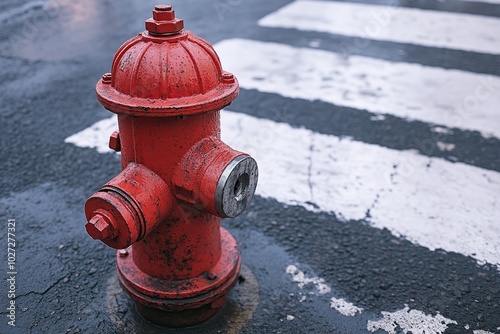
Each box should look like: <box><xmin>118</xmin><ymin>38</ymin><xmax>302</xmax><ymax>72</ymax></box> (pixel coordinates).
<box><xmin>84</xmin><ymin>4</ymin><xmax>258</xmax><ymax>327</ymax></box>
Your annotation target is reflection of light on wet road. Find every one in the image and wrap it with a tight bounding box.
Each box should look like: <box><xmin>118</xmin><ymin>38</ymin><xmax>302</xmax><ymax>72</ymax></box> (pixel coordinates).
<box><xmin>60</xmin><ymin>0</ymin><xmax>99</xmax><ymax>29</ymax></box>
<box><xmin>0</xmin><ymin>0</ymin><xmax>157</xmax><ymax>61</ymax></box>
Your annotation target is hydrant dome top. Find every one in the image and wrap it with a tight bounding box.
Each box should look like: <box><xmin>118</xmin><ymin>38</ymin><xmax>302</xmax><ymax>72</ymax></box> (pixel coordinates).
<box><xmin>96</xmin><ymin>4</ymin><xmax>238</xmax><ymax>117</ymax></box>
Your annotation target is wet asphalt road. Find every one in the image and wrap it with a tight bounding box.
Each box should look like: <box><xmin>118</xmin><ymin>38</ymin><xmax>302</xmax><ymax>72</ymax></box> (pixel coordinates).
<box><xmin>0</xmin><ymin>0</ymin><xmax>499</xmax><ymax>333</ymax></box>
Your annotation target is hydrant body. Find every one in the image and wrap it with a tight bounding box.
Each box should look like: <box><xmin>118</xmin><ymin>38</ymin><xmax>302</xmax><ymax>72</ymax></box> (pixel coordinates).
<box><xmin>84</xmin><ymin>4</ymin><xmax>258</xmax><ymax>327</ymax></box>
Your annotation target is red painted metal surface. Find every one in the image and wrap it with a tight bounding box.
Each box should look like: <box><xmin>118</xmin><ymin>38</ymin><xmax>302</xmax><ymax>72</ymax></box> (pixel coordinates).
<box><xmin>84</xmin><ymin>4</ymin><xmax>258</xmax><ymax>327</ymax></box>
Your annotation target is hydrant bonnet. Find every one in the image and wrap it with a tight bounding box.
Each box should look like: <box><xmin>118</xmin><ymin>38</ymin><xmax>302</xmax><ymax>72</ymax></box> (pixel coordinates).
<box><xmin>96</xmin><ymin>5</ymin><xmax>238</xmax><ymax>116</ymax></box>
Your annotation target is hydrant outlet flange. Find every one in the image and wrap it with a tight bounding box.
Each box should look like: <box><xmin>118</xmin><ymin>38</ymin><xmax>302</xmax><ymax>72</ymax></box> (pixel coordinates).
<box><xmin>216</xmin><ymin>156</ymin><xmax>258</xmax><ymax>218</ymax></box>
<box><xmin>85</xmin><ymin>163</ymin><xmax>172</xmax><ymax>249</ymax></box>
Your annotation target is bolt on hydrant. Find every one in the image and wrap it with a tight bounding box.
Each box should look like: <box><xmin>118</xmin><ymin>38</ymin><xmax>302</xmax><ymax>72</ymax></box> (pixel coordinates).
<box><xmin>84</xmin><ymin>4</ymin><xmax>258</xmax><ymax>327</ymax></box>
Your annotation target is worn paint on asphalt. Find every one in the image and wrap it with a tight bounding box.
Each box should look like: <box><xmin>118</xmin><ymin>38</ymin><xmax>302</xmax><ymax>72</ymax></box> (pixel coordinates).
<box><xmin>330</xmin><ymin>297</ymin><xmax>364</xmax><ymax>317</ymax></box>
<box><xmin>286</xmin><ymin>264</ymin><xmax>458</xmax><ymax>332</ymax></box>
<box><xmin>367</xmin><ymin>306</ymin><xmax>457</xmax><ymax>334</ymax></box>
<box><xmin>286</xmin><ymin>265</ymin><xmax>332</xmax><ymax>295</ymax></box>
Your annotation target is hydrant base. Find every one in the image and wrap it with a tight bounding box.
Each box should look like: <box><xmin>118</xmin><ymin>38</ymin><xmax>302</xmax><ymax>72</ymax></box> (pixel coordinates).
<box><xmin>134</xmin><ymin>295</ymin><xmax>228</xmax><ymax>328</ymax></box>
<box><xmin>116</xmin><ymin>228</ymin><xmax>241</xmax><ymax>327</ymax></box>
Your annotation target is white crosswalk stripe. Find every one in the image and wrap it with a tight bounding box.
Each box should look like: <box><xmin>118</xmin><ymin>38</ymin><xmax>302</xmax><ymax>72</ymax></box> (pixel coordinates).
<box><xmin>214</xmin><ymin>38</ymin><xmax>500</xmax><ymax>138</ymax></box>
<box><xmin>258</xmin><ymin>0</ymin><xmax>500</xmax><ymax>55</ymax></box>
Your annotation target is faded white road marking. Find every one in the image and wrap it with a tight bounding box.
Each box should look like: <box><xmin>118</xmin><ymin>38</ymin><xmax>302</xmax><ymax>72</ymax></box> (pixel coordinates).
<box><xmin>214</xmin><ymin>39</ymin><xmax>500</xmax><ymax>138</ymax></box>
<box><xmin>285</xmin><ymin>264</ymin><xmax>460</xmax><ymax>333</ymax></box>
<box><xmin>65</xmin><ymin>111</ymin><xmax>500</xmax><ymax>268</ymax></box>
<box><xmin>370</xmin><ymin>114</ymin><xmax>386</xmax><ymax>122</ymax></box>
<box><xmin>286</xmin><ymin>264</ymin><xmax>364</xmax><ymax>318</ymax></box>
<box><xmin>367</xmin><ymin>306</ymin><xmax>457</xmax><ymax>334</ymax></box>
<box><xmin>65</xmin><ymin>116</ymin><xmax>117</xmax><ymax>154</ymax></box>
<box><xmin>330</xmin><ymin>297</ymin><xmax>363</xmax><ymax>317</ymax></box>
<box><xmin>432</xmin><ymin>127</ymin><xmax>453</xmax><ymax>135</ymax></box>
<box><xmin>258</xmin><ymin>1</ymin><xmax>500</xmax><ymax>55</ymax></box>
<box><xmin>436</xmin><ymin>142</ymin><xmax>456</xmax><ymax>151</ymax></box>
<box><xmin>286</xmin><ymin>265</ymin><xmax>331</xmax><ymax>294</ymax></box>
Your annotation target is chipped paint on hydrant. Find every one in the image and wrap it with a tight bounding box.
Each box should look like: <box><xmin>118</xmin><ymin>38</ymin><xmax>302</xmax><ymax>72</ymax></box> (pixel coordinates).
<box><xmin>83</xmin><ymin>4</ymin><xmax>258</xmax><ymax>327</ymax></box>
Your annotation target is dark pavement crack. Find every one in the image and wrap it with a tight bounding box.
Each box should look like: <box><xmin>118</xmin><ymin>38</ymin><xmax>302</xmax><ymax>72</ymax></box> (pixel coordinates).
<box><xmin>17</xmin><ymin>275</ymin><xmax>66</xmax><ymax>298</ymax></box>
